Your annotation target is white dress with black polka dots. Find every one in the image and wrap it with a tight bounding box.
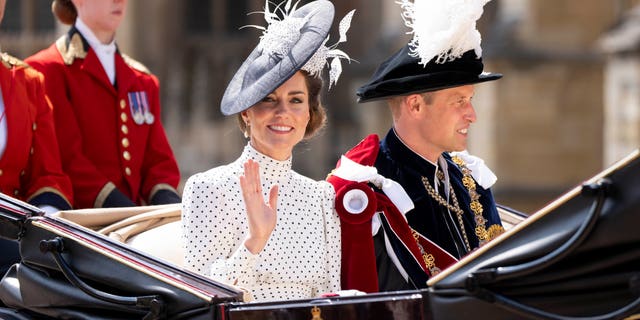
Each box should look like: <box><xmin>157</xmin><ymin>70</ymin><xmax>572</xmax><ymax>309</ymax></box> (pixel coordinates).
<box><xmin>181</xmin><ymin>143</ymin><xmax>341</xmax><ymax>302</ymax></box>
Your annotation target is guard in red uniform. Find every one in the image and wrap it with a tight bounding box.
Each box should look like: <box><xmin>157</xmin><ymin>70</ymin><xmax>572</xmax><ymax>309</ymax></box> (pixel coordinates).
<box><xmin>0</xmin><ymin>53</ymin><xmax>73</xmax><ymax>210</ymax></box>
<box><xmin>26</xmin><ymin>0</ymin><xmax>180</xmax><ymax>208</ymax></box>
<box><xmin>0</xmin><ymin>0</ymin><xmax>73</xmax><ymax>278</ymax></box>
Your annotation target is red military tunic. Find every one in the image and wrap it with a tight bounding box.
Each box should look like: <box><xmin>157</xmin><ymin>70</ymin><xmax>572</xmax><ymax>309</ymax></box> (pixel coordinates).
<box><xmin>0</xmin><ymin>53</ymin><xmax>72</xmax><ymax>209</ymax></box>
<box><xmin>26</xmin><ymin>28</ymin><xmax>180</xmax><ymax>208</ymax></box>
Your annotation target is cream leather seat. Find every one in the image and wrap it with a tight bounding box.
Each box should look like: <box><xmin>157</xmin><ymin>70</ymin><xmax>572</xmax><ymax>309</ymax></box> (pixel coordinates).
<box><xmin>55</xmin><ymin>204</ymin><xmax>185</xmax><ymax>267</ymax></box>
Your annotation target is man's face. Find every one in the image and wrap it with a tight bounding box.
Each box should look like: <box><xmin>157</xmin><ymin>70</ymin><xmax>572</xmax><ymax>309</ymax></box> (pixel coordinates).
<box><xmin>416</xmin><ymin>85</ymin><xmax>477</xmax><ymax>159</ymax></box>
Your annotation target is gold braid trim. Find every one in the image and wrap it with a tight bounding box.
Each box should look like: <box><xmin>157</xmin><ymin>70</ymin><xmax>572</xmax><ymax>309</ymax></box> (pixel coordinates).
<box><xmin>411</xmin><ymin>229</ymin><xmax>441</xmax><ymax>276</ymax></box>
<box><xmin>451</xmin><ymin>156</ymin><xmax>504</xmax><ymax>244</ymax></box>
<box><xmin>56</xmin><ymin>33</ymin><xmax>87</xmax><ymax>65</ymax></box>
<box><xmin>1</xmin><ymin>53</ymin><xmax>29</xmax><ymax>69</ymax></box>
<box><xmin>487</xmin><ymin>224</ymin><xmax>506</xmax><ymax>241</ymax></box>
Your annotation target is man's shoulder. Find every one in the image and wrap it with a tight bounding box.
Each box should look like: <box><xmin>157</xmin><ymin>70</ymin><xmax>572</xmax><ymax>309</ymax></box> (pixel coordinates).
<box><xmin>121</xmin><ymin>54</ymin><xmax>152</xmax><ymax>75</ymax></box>
<box><xmin>0</xmin><ymin>53</ymin><xmax>51</xmax><ymax>90</ymax></box>
<box><xmin>340</xmin><ymin>134</ymin><xmax>381</xmax><ymax>166</ymax></box>
<box><xmin>447</xmin><ymin>151</ymin><xmax>497</xmax><ymax>190</ymax></box>
<box><xmin>1</xmin><ymin>53</ymin><xmax>29</xmax><ymax>70</ymax></box>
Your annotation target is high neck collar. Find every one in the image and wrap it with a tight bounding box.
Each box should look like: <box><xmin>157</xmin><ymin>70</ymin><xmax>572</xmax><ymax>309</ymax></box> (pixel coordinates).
<box><xmin>393</xmin><ymin>128</ymin><xmax>439</xmax><ymax>166</ymax></box>
<box><xmin>239</xmin><ymin>142</ymin><xmax>292</xmax><ymax>180</ymax></box>
<box><xmin>382</xmin><ymin>128</ymin><xmax>445</xmax><ymax>178</ymax></box>
<box><xmin>75</xmin><ymin>18</ymin><xmax>117</xmax><ymax>84</ymax></box>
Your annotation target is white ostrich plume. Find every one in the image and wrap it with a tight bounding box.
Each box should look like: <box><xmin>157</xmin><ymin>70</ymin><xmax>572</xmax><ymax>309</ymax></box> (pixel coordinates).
<box><xmin>396</xmin><ymin>0</ymin><xmax>490</xmax><ymax>66</ymax></box>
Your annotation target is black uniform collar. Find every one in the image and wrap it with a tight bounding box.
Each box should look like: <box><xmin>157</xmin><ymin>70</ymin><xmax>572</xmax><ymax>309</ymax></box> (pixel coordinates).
<box><xmin>379</xmin><ymin>128</ymin><xmax>449</xmax><ymax>203</ymax></box>
<box><xmin>382</xmin><ymin>128</ymin><xmax>442</xmax><ymax>178</ymax></box>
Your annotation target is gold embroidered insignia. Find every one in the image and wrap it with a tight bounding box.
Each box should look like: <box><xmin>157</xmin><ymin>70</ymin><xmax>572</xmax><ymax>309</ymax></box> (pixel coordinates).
<box><xmin>1</xmin><ymin>52</ymin><xmax>28</xmax><ymax>69</ymax></box>
<box><xmin>311</xmin><ymin>306</ymin><xmax>323</xmax><ymax>320</ymax></box>
<box><xmin>56</xmin><ymin>33</ymin><xmax>87</xmax><ymax>65</ymax></box>
<box><xmin>122</xmin><ymin>54</ymin><xmax>151</xmax><ymax>74</ymax></box>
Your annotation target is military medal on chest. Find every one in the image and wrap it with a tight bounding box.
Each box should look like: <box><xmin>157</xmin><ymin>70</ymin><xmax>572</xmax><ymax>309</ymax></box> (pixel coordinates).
<box><xmin>127</xmin><ymin>91</ymin><xmax>154</xmax><ymax>125</ymax></box>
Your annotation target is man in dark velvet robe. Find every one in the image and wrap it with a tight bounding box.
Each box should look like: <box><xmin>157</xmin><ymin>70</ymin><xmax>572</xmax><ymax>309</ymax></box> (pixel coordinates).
<box><xmin>332</xmin><ymin>2</ymin><xmax>506</xmax><ymax>290</ymax></box>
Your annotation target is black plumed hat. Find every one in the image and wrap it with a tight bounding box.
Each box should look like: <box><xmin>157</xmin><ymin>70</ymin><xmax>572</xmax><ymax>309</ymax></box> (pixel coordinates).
<box><xmin>356</xmin><ymin>45</ymin><xmax>502</xmax><ymax>103</ymax></box>
<box><xmin>357</xmin><ymin>0</ymin><xmax>502</xmax><ymax>103</ymax></box>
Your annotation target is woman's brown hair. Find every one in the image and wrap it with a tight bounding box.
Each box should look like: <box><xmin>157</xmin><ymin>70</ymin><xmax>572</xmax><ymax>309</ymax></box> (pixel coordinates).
<box><xmin>52</xmin><ymin>0</ymin><xmax>77</xmax><ymax>25</ymax></box>
<box><xmin>237</xmin><ymin>70</ymin><xmax>327</xmax><ymax>140</ymax></box>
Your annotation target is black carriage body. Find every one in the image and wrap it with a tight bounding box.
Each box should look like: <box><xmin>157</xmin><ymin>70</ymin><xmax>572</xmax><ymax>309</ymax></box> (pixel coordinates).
<box><xmin>0</xmin><ymin>197</ymin><xmax>428</xmax><ymax>320</ymax></box>
<box><xmin>1</xmin><ymin>151</ymin><xmax>640</xmax><ymax>319</ymax></box>
<box><xmin>222</xmin><ymin>291</ymin><xmax>426</xmax><ymax>320</ymax></box>
<box><xmin>425</xmin><ymin>151</ymin><xmax>640</xmax><ymax>319</ymax></box>
<box><xmin>0</xmin><ymin>197</ymin><xmax>240</xmax><ymax>319</ymax></box>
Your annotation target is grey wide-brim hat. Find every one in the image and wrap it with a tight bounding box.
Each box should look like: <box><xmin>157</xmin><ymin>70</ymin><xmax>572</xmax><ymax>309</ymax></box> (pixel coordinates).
<box><xmin>220</xmin><ymin>0</ymin><xmax>335</xmax><ymax>116</ymax></box>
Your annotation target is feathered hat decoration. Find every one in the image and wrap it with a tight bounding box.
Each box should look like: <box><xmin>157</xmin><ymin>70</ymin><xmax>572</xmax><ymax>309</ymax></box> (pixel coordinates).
<box><xmin>355</xmin><ymin>0</ymin><xmax>501</xmax><ymax>103</ymax></box>
<box><xmin>221</xmin><ymin>0</ymin><xmax>356</xmax><ymax>115</ymax></box>
<box><xmin>397</xmin><ymin>0</ymin><xmax>489</xmax><ymax>66</ymax></box>
<box><xmin>250</xmin><ymin>0</ymin><xmax>355</xmax><ymax>89</ymax></box>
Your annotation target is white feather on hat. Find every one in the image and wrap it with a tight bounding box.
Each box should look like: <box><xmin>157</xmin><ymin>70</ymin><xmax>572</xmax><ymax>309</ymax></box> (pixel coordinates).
<box><xmin>251</xmin><ymin>0</ymin><xmax>354</xmax><ymax>88</ymax></box>
<box><xmin>397</xmin><ymin>0</ymin><xmax>490</xmax><ymax>66</ymax></box>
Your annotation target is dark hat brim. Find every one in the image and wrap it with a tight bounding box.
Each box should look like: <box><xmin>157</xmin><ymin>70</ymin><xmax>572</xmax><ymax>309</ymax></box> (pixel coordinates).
<box><xmin>220</xmin><ymin>0</ymin><xmax>335</xmax><ymax>115</ymax></box>
<box><xmin>356</xmin><ymin>45</ymin><xmax>502</xmax><ymax>103</ymax></box>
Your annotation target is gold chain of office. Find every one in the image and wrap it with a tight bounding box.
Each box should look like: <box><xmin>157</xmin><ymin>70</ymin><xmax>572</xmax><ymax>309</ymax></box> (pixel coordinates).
<box><xmin>451</xmin><ymin>156</ymin><xmax>505</xmax><ymax>244</ymax></box>
<box><xmin>420</xmin><ymin>172</ymin><xmax>472</xmax><ymax>251</ymax></box>
<box><xmin>420</xmin><ymin>156</ymin><xmax>505</xmax><ymax>252</ymax></box>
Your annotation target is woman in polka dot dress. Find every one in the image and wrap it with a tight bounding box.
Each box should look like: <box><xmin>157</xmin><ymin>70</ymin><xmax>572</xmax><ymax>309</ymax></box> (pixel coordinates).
<box><xmin>181</xmin><ymin>0</ymin><xmax>355</xmax><ymax>302</ymax></box>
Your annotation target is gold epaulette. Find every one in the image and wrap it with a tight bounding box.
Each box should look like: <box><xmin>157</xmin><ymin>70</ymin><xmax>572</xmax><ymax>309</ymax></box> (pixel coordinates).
<box><xmin>56</xmin><ymin>32</ymin><xmax>88</xmax><ymax>65</ymax></box>
<box><xmin>122</xmin><ymin>54</ymin><xmax>151</xmax><ymax>74</ymax></box>
<box><xmin>1</xmin><ymin>52</ymin><xmax>29</xmax><ymax>69</ymax></box>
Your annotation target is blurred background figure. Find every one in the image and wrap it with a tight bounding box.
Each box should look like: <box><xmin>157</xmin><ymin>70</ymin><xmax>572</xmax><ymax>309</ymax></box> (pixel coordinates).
<box><xmin>25</xmin><ymin>0</ymin><xmax>181</xmax><ymax>208</ymax></box>
<box><xmin>0</xmin><ymin>0</ymin><xmax>72</xmax><ymax>281</ymax></box>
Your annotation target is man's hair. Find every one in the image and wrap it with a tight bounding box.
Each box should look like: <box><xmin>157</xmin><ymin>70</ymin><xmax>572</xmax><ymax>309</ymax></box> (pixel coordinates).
<box><xmin>387</xmin><ymin>91</ymin><xmax>435</xmax><ymax>119</ymax></box>
<box><xmin>420</xmin><ymin>92</ymin><xmax>434</xmax><ymax>105</ymax></box>
<box><xmin>387</xmin><ymin>96</ymin><xmax>404</xmax><ymax>119</ymax></box>
<box><xmin>237</xmin><ymin>70</ymin><xmax>327</xmax><ymax>140</ymax></box>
